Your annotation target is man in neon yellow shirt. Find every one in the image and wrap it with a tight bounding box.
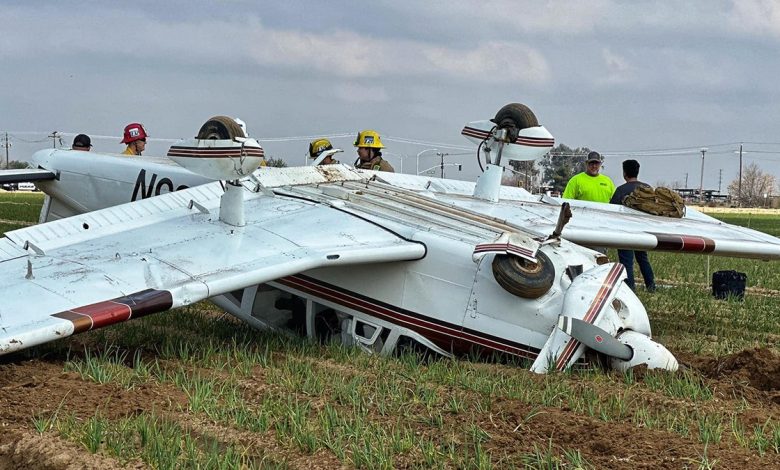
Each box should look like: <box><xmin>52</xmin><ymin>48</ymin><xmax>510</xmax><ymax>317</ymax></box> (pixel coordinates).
<box><xmin>562</xmin><ymin>151</ymin><xmax>615</xmax><ymax>202</ymax></box>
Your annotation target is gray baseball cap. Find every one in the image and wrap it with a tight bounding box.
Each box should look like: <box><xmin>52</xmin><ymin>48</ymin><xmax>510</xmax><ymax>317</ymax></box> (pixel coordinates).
<box><xmin>586</xmin><ymin>151</ymin><xmax>603</xmax><ymax>162</ymax></box>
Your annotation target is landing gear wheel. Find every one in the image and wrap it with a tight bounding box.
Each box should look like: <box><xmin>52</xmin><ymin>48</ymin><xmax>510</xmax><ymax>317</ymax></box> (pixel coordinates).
<box><xmin>492</xmin><ymin>250</ymin><xmax>555</xmax><ymax>299</ymax></box>
<box><xmin>197</xmin><ymin>116</ymin><xmax>245</xmax><ymax>140</ymax></box>
<box><xmin>492</xmin><ymin>103</ymin><xmax>539</xmax><ymax>130</ymax></box>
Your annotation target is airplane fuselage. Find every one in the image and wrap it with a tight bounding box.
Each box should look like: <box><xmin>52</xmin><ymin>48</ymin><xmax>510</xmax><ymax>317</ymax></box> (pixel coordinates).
<box><xmin>20</xmin><ymin>148</ymin><xmax>674</xmax><ymax>372</ymax></box>
<box><xmin>31</xmin><ymin>149</ymin><xmax>210</xmax><ymax>221</ymax></box>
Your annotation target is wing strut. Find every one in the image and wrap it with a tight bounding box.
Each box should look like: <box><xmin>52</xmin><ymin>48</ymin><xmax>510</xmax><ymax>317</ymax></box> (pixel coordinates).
<box><xmin>548</xmin><ymin>202</ymin><xmax>572</xmax><ymax>240</ymax></box>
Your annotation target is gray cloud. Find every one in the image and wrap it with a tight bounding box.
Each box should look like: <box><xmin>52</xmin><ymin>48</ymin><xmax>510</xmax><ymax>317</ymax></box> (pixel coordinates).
<box><xmin>1</xmin><ymin>0</ymin><xmax>779</xmax><ymax>193</ymax></box>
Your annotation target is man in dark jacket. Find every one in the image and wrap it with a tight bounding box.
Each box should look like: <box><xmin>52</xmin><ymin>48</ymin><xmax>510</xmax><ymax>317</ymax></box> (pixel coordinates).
<box><xmin>610</xmin><ymin>160</ymin><xmax>656</xmax><ymax>291</ymax></box>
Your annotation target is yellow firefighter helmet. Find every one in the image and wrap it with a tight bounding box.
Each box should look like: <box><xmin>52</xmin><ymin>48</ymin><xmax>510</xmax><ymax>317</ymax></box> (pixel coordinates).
<box><xmin>308</xmin><ymin>138</ymin><xmax>333</xmax><ymax>158</ymax></box>
<box><xmin>353</xmin><ymin>129</ymin><xmax>385</xmax><ymax>148</ymax></box>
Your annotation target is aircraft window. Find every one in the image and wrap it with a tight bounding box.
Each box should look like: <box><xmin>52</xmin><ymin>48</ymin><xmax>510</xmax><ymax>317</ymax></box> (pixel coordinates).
<box><xmin>355</xmin><ymin>322</ymin><xmax>377</xmax><ymax>340</ymax></box>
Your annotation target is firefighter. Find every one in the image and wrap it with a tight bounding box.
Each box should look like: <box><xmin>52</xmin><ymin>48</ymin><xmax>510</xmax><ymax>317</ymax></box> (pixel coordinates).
<box><xmin>308</xmin><ymin>138</ymin><xmax>340</xmax><ymax>165</ymax></box>
<box><xmin>354</xmin><ymin>130</ymin><xmax>394</xmax><ymax>172</ymax></box>
<box><xmin>121</xmin><ymin>123</ymin><xmax>148</xmax><ymax>156</ymax></box>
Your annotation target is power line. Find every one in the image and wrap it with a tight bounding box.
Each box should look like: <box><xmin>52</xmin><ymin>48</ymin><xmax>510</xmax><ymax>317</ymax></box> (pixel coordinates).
<box><xmin>255</xmin><ymin>132</ymin><xmax>355</xmax><ymax>142</ymax></box>
<box><xmin>5</xmin><ymin>128</ymin><xmax>780</xmax><ymax>161</ymax></box>
<box><xmin>8</xmin><ymin>135</ymin><xmax>50</xmax><ymax>143</ymax></box>
<box><xmin>603</xmin><ymin>141</ymin><xmax>752</xmax><ymax>154</ymax></box>
<box><xmin>739</xmin><ymin>149</ymin><xmax>780</xmax><ymax>154</ymax></box>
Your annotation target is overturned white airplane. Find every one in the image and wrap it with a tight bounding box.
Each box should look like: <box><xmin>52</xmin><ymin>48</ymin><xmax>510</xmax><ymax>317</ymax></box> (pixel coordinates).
<box><xmin>1</xmin><ymin>107</ymin><xmax>778</xmax><ymax>373</ymax></box>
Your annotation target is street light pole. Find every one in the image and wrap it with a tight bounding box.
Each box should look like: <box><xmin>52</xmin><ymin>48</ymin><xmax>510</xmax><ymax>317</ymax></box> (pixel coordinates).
<box><xmin>382</xmin><ymin>152</ymin><xmax>404</xmax><ymax>174</ymax></box>
<box><xmin>698</xmin><ymin>147</ymin><xmax>707</xmax><ymax>202</ymax></box>
<box><xmin>415</xmin><ymin>149</ymin><xmax>438</xmax><ymax>176</ymax></box>
<box><xmin>418</xmin><ymin>163</ymin><xmax>461</xmax><ymax>175</ymax></box>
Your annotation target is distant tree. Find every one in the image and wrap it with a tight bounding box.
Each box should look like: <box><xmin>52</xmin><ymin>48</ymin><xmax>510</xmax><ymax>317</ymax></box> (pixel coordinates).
<box><xmin>538</xmin><ymin>144</ymin><xmax>592</xmax><ymax>193</ymax></box>
<box><xmin>727</xmin><ymin>162</ymin><xmax>776</xmax><ymax>207</ymax></box>
<box><xmin>504</xmin><ymin>160</ymin><xmax>539</xmax><ymax>190</ymax></box>
<box><xmin>265</xmin><ymin>157</ymin><xmax>288</xmax><ymax>168</ymax></box>
<box><xmin>6</xmin><ymin>160</ymin><xmax>30</xmax><ymax>169</ymax></box>
<box><xmin>655</xmin><ymin>179</ymin><xmax>685</xmax><ymax>189</ymax></box>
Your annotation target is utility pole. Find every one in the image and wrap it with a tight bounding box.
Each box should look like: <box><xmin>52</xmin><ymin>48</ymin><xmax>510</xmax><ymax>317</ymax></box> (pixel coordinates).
<box><xmin>48</xmin><ymin>131</ymin><xmax>61</xmax><ymax>149</ymax></box>
<box><xmin>524</xmin><ymin>161</ymin><xmax>529</xmax><ymax>190</ymax></box>
<box><xmin>684</xmin><ymin>172</ymin><xmax>688</xmax><ymax>188</ymax></box>
<box><xmin>718</xmin><ymin>169</ymin><xmax>722</xmax><ymax>193</ymax></box>
<box><xmin>738</xmin><ymin>143</ymin><xmax>743</xmax><ymax>207</ymax></box>
<box><xmin>698</xmin><ymin>147</ymin><xmax>707</xmax><ymax>202</ymax></box>
<box><xmin>2</xmin><ymin>132</ymin><xmax>9</xmax><ymax>169</ymax></box>
<box><xmin>436</xmin><ymin>152</ymin><xmax>449</xmax><ymax>178</ymax></box>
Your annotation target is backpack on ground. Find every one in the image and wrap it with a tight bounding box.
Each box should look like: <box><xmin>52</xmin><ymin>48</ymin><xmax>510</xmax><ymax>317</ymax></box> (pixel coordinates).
<box><xmin>623</xmin><ymin>186</ymin><xmax>685</xmax><ymax>218</ymax></box>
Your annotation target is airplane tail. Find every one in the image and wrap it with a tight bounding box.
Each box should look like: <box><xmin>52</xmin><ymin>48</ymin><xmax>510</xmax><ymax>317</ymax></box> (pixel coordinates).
<box><xmin>464</xmin><ymin>103</ymin><xmax>554</xmax><ymax>203</ymax></box>
<box><xmin>167</xmin><ymin>116</ymin><xmax>265</xmax><ymax>181</ymax></box>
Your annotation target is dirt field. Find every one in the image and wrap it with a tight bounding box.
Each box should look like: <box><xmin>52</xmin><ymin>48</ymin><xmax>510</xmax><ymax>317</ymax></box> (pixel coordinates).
<box><xmin>1</xmin><ymin>193</ymin><xmax>779</xmax><ymax>468</ymax></box>
<box><xmin>0</xmin><ymin>315</ymin><xmax>778</xmax><ymax>469</ymax></box>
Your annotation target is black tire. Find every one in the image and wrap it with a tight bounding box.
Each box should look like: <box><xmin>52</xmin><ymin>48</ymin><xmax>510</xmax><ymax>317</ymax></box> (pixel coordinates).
<box><xmin>492</xmin><ymin>250</ymin><xmax>555</xmax><ymax>299</ymax></box>
<box><xmin>492</xmin><ymin>103</ymin><xmax>539</xmax><ymax>130</ymax></box>
<box><xmin>196</xmin><ymin>115</ymin><xmax>245</xmax><ymax>140</ymax></box>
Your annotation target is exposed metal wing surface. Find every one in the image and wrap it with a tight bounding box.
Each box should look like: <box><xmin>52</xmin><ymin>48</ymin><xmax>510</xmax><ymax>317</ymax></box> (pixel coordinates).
<box><xmin>0</xmin><ymin>179</ymin><xmax>426</xmax><ymax>355</ymax></box>
<box><xmin>370</xmin><ymin>171</ymin><xmax>537</xmax><ymax>202</ymax></box>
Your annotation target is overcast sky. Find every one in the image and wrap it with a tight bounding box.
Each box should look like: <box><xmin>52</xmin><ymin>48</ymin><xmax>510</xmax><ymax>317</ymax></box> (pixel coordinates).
<box><xmin>2</xmin><ymin>0</ymin><xmax>779</xmax><ymax>192</ymax></box>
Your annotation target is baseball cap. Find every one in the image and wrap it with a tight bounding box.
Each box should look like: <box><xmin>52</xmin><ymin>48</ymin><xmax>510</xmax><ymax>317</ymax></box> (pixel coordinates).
<box><xmin>586</xmin><ymin>151</ymin><xmax>603</xmax><ymax>163</ymax></box>
<box><xmin>73</xmin><ymin>134</ymin><xmax>92</xmax><ymax>149</ymax></box>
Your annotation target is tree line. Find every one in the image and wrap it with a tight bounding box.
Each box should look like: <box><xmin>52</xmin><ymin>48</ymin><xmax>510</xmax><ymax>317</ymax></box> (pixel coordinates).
<box><xmin>503</xmin><ymin>144</ymin><xmax>778</xmax><ymax>208</ymax></box>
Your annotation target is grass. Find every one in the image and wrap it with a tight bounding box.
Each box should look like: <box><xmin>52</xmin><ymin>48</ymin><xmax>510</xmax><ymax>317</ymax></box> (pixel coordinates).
<box><xmin>2</xmin><ymin>192</ymin><xmax>779</xmax><ymax>467</ymax></box>
<box><xmin>712</xmin><ymin>213</ymin><xmax>780</xmax><ymax>237</ymax></box>
<box><xmin>0</xmin><ymin>191</ymin><xmax>43</xmax><ymax>234</ymax></box>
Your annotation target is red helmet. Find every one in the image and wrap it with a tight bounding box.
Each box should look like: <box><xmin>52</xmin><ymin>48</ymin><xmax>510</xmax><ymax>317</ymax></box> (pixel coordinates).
<box><xmin>121</xmin><ymin>123</ymin><xmax>148</xmax><ymax>144</ymax></box>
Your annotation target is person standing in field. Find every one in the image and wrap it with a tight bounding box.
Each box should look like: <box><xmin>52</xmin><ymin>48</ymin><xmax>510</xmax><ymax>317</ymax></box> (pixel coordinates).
<box><xmin>562</xmin><ymin>151</ymin><xmax>615</xmax><ymax>202</ymax></box>
<box><xmin>610</xmin><ymin>159</ymin><xmax>656</xmax><ymax>292</ymax></box>
<box><xmin>562</xmin><ymin>151</ymin><xmax>615</xmax><ymax>254</ymax></box>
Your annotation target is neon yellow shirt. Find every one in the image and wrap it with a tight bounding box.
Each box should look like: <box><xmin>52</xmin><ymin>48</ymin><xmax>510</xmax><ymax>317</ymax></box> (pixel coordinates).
<box><xmin>122</xmin><ymin>146</ymin><xmax>137</xmax><ymax>156</ymax></box>
<box><xmin>562</xmin><ymin>172</ymin><xmax>615</xmax><ymax>203</ymax></box>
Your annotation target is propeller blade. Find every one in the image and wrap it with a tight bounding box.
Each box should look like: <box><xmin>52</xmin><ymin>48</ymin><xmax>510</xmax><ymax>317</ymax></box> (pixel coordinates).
<box><xmin>557</xmin><ymin>315</ymin><xmax>633</xmax><ymax>360</ymax></box>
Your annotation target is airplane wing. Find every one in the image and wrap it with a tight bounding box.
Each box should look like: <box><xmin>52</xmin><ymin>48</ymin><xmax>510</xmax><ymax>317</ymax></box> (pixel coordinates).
<box><xmin>0</xmin><ymin>168</ymin><xmax>58</xmax><ymax>183</ymax></box>
<box><xmin>0</xmin><ymin>167</ymin><xmax>425</xmax><ymax>355</ymax></box>
<box><xmin>367</xmin><ymin>172</ymin><xmax>780</xmax><ymax>260</ymax></box>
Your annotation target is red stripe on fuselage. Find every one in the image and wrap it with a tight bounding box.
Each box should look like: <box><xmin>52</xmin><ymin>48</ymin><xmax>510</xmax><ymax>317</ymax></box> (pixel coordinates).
<box><xmin>555</xmin><ymin>263</ymin><xmax>623</xmax><ymax>370</ymax></box>
<box><xmin>473</xmin><ymin>243</ymin><xmax>536</xmax><ymax>258</ymax></box>
<box><xmin>277</xmin><ymin>275</ymin><xmax>540</xmax><ymax>359</ymax></box>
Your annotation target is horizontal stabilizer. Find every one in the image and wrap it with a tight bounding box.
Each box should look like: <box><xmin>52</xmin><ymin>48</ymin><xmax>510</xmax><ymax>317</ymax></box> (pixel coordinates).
<box><xmin>167</xmin><ymin>138</ymin><xmax>265</xmax><ymax>180</ymax></box>
<box><xmin>461</xmin><ymin>120</ymin><xmax>554</xmax><ymax>161</ymax></box>
<box><xmin>0</xmin><ymin>169</ymin><xmax>57</xmax><ymax>184</ymax></box>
